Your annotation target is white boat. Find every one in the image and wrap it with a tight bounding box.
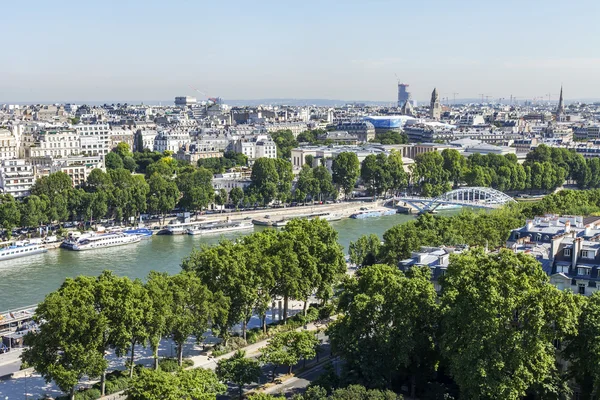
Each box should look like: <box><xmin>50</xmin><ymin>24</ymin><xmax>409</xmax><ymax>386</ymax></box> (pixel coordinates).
<box><xmin>0</xmin><ymin>241</ymin><xmax>47</xmax><ymax>261</ymax></box>
<box><xmin>161</xmin><ymin>221</ymin><xmax>205</xmax><ymax>235</ymax></box>
<box><xmin>186</xmin><ymin>221</ymin><xmax>254</xmax><ymax>236</ymax></box>
<box><xmin>64</xmin><ymin>232</ymin><xmax>141</xmax><ymax>251</ymax></box>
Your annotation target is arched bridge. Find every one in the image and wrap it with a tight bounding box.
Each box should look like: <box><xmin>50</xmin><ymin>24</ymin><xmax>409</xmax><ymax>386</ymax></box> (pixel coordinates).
<box><xmin>392</xmin><ymin>187</ymin><xmax>516</xmax><ymax>213</ymax></box>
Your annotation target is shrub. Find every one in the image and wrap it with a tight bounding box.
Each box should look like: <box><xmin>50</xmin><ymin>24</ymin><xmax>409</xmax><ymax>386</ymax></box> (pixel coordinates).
<box><xmin>75</xmin><ymin>388</ymin><xmax>101</xmax><ymax>400</ymax></box>
<box><xmin>158</xmin><ymin>357</ymin><xmax>194</xmax><ymax>372</ymax></box>
<box><xmin>159</xmin><ymin>358</ymin><xmax>181</xmax><ymax>372</ymax></box>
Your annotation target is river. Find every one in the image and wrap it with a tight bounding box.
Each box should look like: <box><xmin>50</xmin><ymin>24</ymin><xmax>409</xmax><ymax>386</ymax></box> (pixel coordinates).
<box><xmin>0</xmin><ymin>211</ymin><xmax>459</xmax><ymax>311</ymax></box>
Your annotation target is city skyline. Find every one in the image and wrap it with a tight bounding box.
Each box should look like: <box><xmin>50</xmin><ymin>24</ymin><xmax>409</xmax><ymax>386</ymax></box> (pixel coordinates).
<box><xmin>2</xmin><ymin>0</ymin><xmax>600</xmax><ymax>103</ymax></box>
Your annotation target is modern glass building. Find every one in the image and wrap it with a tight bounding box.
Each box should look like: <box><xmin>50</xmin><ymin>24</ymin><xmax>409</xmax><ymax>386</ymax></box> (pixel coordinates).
<box><xmin>363</xmin><ymin>116</ymin><xmax>416</xmax><ymax>133</ymax></box>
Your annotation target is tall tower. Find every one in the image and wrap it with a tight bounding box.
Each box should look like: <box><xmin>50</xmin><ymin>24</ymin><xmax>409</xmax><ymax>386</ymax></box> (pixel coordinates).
<box><xmin>430</xmin><ymin>88</ymin><xmax>441</xmax><ymax>120</ymax></box>
<box><xmin>397</xmin><ymin>83</ymin><xmax>411</xmax><ymax>107</ymax></box>
<box><xmin>556</xmin><ymin>86</ymin><xmax>565</xmax><ymax>121</ymax></box>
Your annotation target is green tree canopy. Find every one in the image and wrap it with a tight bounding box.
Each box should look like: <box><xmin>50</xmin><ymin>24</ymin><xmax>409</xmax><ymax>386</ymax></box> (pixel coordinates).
<box><xmin>332</xmin><ymin>152</ymin><xmax>360</xmax><ymax>199</ymax></box>
<box><xmin>440</xmin><ymin>248</ymin><xmax>580</xmax><ymax>399</ymax></box>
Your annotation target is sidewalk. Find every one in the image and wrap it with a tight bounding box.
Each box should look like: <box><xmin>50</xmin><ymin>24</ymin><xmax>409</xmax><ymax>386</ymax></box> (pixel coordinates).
<box><xmin>190</xmin><ymin>319</ymin><xmax>328</xmax><ymax>371</ymax></box>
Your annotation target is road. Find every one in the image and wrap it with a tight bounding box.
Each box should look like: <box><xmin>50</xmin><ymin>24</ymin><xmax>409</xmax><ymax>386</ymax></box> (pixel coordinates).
<box><xmin>263</xmin><ymin>356</ymin><xmax>341</xmax><ymax>396</ymax></box>
<box><xmin>0</xmin><ymin>348</ymin><xmax>23</xmax><ymax>378</ymax></box>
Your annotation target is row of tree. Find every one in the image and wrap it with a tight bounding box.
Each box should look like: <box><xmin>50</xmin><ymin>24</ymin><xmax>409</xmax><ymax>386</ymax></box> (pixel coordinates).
<box><xmin>408</xmin><ymin>144</ymin><xmax>600</xmax><ymax>197</ymax></box>
<box><xmin>181</xmin><ymin>218</ymin><xmax>346</xmax><ymax>339</ymax></box>
<box><xmin>23</xmin><ymin>218</ymin><xmax>345</xmax><ymax>399</ymax></box>
<box><xmin>23</xmin><ymin>270</ymin><xmax>223</xmax><ymax>399</ymax></box>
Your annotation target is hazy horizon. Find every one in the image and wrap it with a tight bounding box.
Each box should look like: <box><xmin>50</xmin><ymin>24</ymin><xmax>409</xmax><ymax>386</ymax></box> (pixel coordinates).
<box><xmin>3</xmin><ymin>0</ymin><xmax>599</xmax><ymax>103</ymax></box>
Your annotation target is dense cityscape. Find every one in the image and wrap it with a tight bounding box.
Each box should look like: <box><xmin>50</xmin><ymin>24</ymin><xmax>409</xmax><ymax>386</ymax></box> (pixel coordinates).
<box><xmin>4</xmin><ymin>0</ymin><xmax>600</xmax><ymax>399</ymax></box>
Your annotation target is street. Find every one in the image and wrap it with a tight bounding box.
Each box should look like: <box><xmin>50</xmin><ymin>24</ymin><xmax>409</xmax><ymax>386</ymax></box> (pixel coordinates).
<box><xmin>0</xmin><ymin>348</ymin><xmax>23</xmax><ymax>379</ymax></box>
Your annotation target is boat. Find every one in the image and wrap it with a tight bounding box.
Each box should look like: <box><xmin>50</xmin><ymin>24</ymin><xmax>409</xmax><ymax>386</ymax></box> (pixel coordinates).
<box><xmin>0</xmin><ymin>241</ymin><xmax>47</xmax><ymax>261</ymax></box>
<box><xmin>63</xmin><ymin>232</ymin><xmax>141</xmax><ymax>251</ymax></box>
<box><xmin>350</xmin><ymin>209</ymin><xmax>396</xmax><ymax>219</ymax></box>
<box><xmin>123</xmin><ymin>227</ymin><xmax>153</xmax><ymax>238</ymax></box>
<box><xmin>160</xmin><ymin>221</ymin><xmax>205</xmax><ymax>235</ymax></box>
<box><xmin>186</xmin><ymin>221</ymin><xmax>254</xmax><ymax>236</ymax></box>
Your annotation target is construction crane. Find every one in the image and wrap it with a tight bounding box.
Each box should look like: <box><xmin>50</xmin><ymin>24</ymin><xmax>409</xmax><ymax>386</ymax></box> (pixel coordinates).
<box><xmin>190</xmin><ymin>86</ymin><xmax>220</xmax><ymax>105</ymax></box>
<box><xmin>452</xmin><ymin>92</ymin><xmax>459</xmax><ymax>105</ymax></box>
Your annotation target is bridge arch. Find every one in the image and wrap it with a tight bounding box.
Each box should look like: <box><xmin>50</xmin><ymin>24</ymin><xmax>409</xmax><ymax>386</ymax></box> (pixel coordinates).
<box><xmin>431</xmin><ymin>187</ymin><xmax>516</xmax><ymax>208</ymax></box>
<box><xmin>393</xmin><ymin>187</ymin><xmax>516</xmax><ymax>213</ymax></box>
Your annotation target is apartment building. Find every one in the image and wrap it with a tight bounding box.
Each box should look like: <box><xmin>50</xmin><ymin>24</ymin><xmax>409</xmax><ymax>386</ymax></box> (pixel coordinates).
<box><xmin>0</xmin><ymin>129</ymin><xmax>18</xmax><ymax>160</ymax></box>
<box><xmin>25</xmin><ymin>129</ymin><xmax>80</xmax><ymax>160</ymax></box>
<box><xmin>74</xmin><ymin>123</ymin><xmax>110</xmax><ymax>155</ymax></box>
<box><xmin>0</xmin><ymin>159</ymin><xmax>36</xmax><ymax>198</ymax></box>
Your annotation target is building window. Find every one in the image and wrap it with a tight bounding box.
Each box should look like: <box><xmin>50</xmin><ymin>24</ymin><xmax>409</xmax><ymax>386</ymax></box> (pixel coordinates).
<box><xmin>581</xmin><ymin>250</ymin><xmax>594</xmax><ymax>259</ymax></box>
<box><xmin>578</xmin><ymin>284</ymin><xmax>586</xmax><ymax>295</ymax></box>
<box><xmin>564</xmin><ymin>248</ymin><xmax>571</xmax><ymax>257</ymax></box>
<box><xmin>556</xmin><ymin>265</ymin><xmax>569</xmax><ymax>274</ymax></box>
<box><xmin>578</xmin><ymin>267</ymin><xmax>591</xmax><ymax>276</ymax></box>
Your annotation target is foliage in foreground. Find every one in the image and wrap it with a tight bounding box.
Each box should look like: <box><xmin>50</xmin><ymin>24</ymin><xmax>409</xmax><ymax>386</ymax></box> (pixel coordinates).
<box><xmin>126</xmin><ymin>368</ymin><xmax>226</xmax><ymax>400</ymax></box>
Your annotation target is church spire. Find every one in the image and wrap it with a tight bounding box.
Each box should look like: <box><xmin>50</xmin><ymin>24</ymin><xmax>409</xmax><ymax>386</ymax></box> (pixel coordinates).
<box><xmin>556</xmin><ymin>85</ymin><xmax>565</xmax><ymax>120</ymax></box>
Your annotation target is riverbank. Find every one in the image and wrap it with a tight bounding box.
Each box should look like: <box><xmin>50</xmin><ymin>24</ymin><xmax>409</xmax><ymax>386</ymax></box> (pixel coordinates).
<box><xmin>152</xmin><ymin>200</ymin><xmax>386</xmax><ymax>228</ymax></box>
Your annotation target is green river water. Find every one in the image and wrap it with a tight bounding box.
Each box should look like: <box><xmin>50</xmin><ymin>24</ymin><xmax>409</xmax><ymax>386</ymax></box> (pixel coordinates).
<box><xmin>0</xmin><ymin>211</ymin><xmax>459</xmax><ymax>311</ymax></box>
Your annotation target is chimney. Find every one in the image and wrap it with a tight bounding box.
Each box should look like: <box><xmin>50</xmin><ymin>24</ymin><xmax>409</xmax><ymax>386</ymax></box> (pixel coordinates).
<box><xmin>565</xmin><ymin>220</ymin><xmax>571</xmax><ymax>233</ymax></box>
<box><xmin>551</xmin><ymin>234</ymin><xmax>565</xmax><ymax>261</ymax></box>
<box><xmin>526</xmin><ymin>220</ymin><xmax>533</xmax><ymax>231</ymax></box>
<box><xmin>585</xmin><ymin>225</ymin><xmax>592</xmax><ymax>237</ymax></box>
<box><xmin>572</xmin><ymin>238</ymin><xmax>582</xmax><ymax>268</ymax></box>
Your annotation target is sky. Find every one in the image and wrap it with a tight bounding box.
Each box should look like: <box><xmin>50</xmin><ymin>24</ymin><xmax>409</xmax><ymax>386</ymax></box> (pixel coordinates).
<box><xmin>2</xmin><ymin>0</ymin><xmax>600</xmax><ymax>103</ymax></box>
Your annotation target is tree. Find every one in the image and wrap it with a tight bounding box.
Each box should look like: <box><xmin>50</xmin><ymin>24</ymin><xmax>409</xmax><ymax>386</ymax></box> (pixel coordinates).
<box><xmin>411</xmin><ymin>152</ymin><xmax>450</xmax><ymax>197</ymax></box>
<box><xmin>274</xmin><ymin>158</ymin><xmax>294</xmax><ymax>203</ymax></box>
<box><xmin>115</xmin><ymin>142</ymin><xmax>133</xmax><ymax>159</ymax></box>
<box><xmin>123</xmin><ymin>156</ymin><xmax>138</xmax><ymax>172</ymax></box>
<box><xmin>215</xmin><ymin>188</ymin><xmax>228</xmax><ymax>212</ymax></box>
<box><xmin>441</xmin><ymin>149</ymin><xmax>466</xmax><ymax>188</ymax></box>
<box><xmin>145</xmin><ymin>271</ymin><xmax>174</xmax><ymax>370</ymax></box>
<box><xmin>229</xmin><ymin>187</ymin><xmax>244</xmax><ymax>210</ymax></box>
<box><xmin>147</xmin><ymin>173</ymin><xmax>180</xmax><ymax>224</ymax></box>
<box><xmin>216</xmin><ymin>350</ymin><xmax>262</xmax><ymax>398</ymax></box>
<box><xmin>271</xmin><ymin>129</ymin><xmax>298</xmax><ymax>159</ymax></box>
<box><xmin>0</xmin><ymin>194</ymin><xmax>20</xmax><ymax>237</ymax></box>
<box><xmin>349</xmin><ymin>234</ymin><xmax>381</xmax><ymax>267</ymax></box>
<box><xmin>313</xmin><ymin>166</ymin><xmax>336</xmax><ymax>201</ymax></box>
<box><xmin>564</xmin><ymin>293</ymin><xmax>600</xmax><ymax>399</ymax></box>
<box><xmin>360</xmin><ymin>154</ymin><xmax>391</xmax><ymax>196</ymax></box>
<box><xmin>19</xmin><ymin>194</ymin><xmax>47</xmax><ymax>228</ymax></box>
<box><xmin>371</xmin><ymin>131</ymin><xmax>408</xmax><ymax>145</ymax></box>
<box><xmin>169</xmin><ymin>272</ymin><xmax>222</xmax><ymax>366</ymax></box>
<box><xmin>22</xmin><ymin>276</ymin><xmax>107</xmax><ymax>400</ymax></box>
<box><xmin>386</xmin><ymin>150</ymin><xmax>408</xmax><ymax>195</ymax></box>
<box><xmin>330</xmin><ymin>264</ymin><xmax>439</xmax><ymax>395</ymax></box>
<box><xmin>127</xmin><ymin>368</ymin><xmax>226</xmax><ymax>400</ymax></box>
<box><xmin>177</xmin><ymin>168</ymin><xmax>214</xmax><ymax>216</ymax></box>
<box><xmin>296</xmin><ymin>165</ymin><xmax>317</xmax><ymax>203</ymax></box>
<box><xmin>440</xmin><ymin>248</ymin><xmax>580</xmax><ymax>399</ymax></box>
<box><xmin>31</xmin><ymin>171</ymin><xmax>73</xmax><ymax>198</ymax></box>
<box><xmin>106</xmin><ymin>152</ymin><xmax>124</xmax><ymax>169</ymax></box>
<box><xmin>332</xmin><ymin>152</ymin><xmax>360</xmax><ymax>199</ymax></box>
<box><xmin>261</xmin><ymin>330</ymin><xmax>319</xmax><ymax>378</ymax></box>
<box><xmin>250</xmin><ymin>158</ymin><xmax>279</xmax><ymax>205</ymax></box>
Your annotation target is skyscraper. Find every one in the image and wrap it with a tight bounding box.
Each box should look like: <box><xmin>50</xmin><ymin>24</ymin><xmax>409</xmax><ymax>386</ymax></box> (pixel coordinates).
<box><xmin>397</xmin><ymin>83</ymin><xmax>411</xmax><ymax>107</ymax></box>
<box><xmin>556</xmin><ymin>86</ymin><xmax>565</xmax><ymax>121</ymax></box>
<box><xmin>430</xmin><ymin>88</ymin><xmax>441</xmax><ymax>120</ymax></box>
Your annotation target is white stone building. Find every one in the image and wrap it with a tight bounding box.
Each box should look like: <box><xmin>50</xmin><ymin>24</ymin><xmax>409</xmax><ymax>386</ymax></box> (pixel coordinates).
<box><xmin>0</xmin><ymin>129</ymin><xmax>18</xmax><ymax>160</ymax></box>
<box><xmin>74</xmin><ymin>123</ymin><xmax>111</xmax><ymax>156</ymax></box>
<box><xmin>25</xmin><ymin>129</ymin><xmax>80</xmax><ymax>159</ymax></box>
<box><xmin>0</xmin><ymin>159</ymin><xmax>36</xmax><ymax>198</ymax></box>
